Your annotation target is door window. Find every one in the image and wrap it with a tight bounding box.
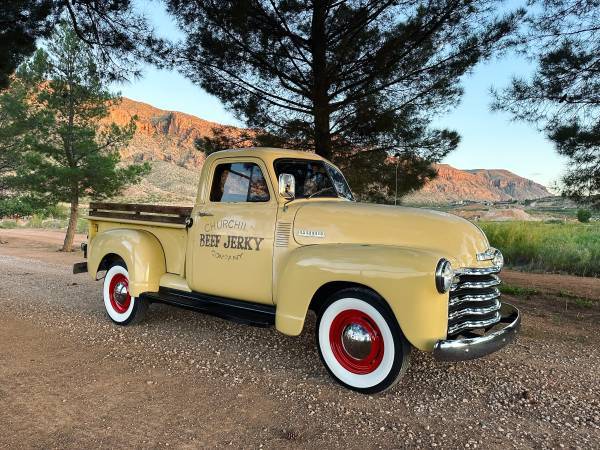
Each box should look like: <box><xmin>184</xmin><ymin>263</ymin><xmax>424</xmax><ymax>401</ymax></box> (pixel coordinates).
<box><xmin>210</xmin><ymin>162</ymin><xmax>270</xmax><ymax>202</ymax></box>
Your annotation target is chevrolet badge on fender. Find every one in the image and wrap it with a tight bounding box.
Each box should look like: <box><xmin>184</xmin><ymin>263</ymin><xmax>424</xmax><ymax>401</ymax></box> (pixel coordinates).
<box><xmin>297</xmin><ymin>229</ymin><xmax>325</xmax><ymax>238</ymax></box>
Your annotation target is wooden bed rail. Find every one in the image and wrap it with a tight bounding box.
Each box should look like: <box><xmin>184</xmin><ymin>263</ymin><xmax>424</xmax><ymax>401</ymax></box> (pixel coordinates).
<box><xmin>88</xmin><ymin>202</ymin><xmax>193</xmax><ymax>225</ymax></box>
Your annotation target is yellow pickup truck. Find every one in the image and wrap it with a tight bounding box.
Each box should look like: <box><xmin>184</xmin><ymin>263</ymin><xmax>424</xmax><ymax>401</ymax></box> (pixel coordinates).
<box><xmin>74</xmin><ymin>147</ymin><xmax>520</xmax><ymax>393</ymax></box>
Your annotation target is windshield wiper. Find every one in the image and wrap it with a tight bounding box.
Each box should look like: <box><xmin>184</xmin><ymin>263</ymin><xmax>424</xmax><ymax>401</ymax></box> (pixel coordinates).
<box><xmin>307</xmin><ymin>186</ymin><xmax>336</xmax><ymax>199</ymax></box>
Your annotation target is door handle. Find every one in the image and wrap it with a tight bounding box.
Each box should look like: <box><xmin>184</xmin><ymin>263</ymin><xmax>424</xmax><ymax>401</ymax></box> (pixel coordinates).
<box><xmin>196</xmin><ymin>211</ymin><xmax>214</xmax><ymax>217</ymax></box>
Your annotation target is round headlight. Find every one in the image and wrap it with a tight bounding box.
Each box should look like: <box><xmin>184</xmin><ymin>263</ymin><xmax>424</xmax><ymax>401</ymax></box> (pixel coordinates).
<box><xmin>435</xmin><ymin>259</ymin><xmax>454</xmax><ymax>293</ymax></box>
<box><xmin>492</xmin><ymin>248</ymin><xmax>504</xmax><ymax>269</ymax></box>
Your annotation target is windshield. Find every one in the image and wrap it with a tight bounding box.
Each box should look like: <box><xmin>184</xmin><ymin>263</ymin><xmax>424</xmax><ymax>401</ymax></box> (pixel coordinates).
<box><xmin>274</xmin><ymin>159</ymin><xmax>354</xmax><ymax>201</ymax></box>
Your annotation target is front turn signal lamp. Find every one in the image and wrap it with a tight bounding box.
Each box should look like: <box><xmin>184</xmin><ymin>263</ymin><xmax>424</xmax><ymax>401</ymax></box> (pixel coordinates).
<box><xmin>477</xmin><ymin>247</ymin><xmax>504</xmax><ymax>270</ymax></box>
<box><xmin>492</xmin><ymin>249</ymin><xmax>504</xmax><ymax>270</ymax></box>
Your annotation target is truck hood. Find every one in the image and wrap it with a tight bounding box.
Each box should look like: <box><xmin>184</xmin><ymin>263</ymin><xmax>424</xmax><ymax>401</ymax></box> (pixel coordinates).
<box><xmin>292</xmin><ymin>201</ymin><xmax>490</xmax><ymax>268</ymax></box>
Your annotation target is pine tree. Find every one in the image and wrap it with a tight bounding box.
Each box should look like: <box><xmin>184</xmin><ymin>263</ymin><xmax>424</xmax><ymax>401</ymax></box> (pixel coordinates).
<box><xmin>492</xmin><ymin>0</ymin><xmax>600</xmax><ymax>207</ymax></box>
<box><xmin>0</xmin><ymin>1</ymin><xmax>55</xmax><ymax>89</ymax></box>
<box><xmin>0</xmin><ymin>0</ymin><xmax>152</xmax><ymax>89</ymax></box>
<box><xmin>166</xmin><ymin>0</ymin><xmax>521</xmax><ymax>199</ymax></box>
<box><xmin>6</xmin><ymin>23</ymin><xmax>149</xmax><ymax>251</ymax></box>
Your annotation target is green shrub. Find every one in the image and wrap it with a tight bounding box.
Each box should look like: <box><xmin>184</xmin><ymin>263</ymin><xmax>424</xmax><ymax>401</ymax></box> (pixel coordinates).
<box><xmin>479</xmin><ymin>221</ymin><xmax>600</xmax><ymax>277</ymax></box>
<box><xmin>44</xmin><ymin>203</ymin><xmax>69</xmax><ymax>219</ymax></box>
<box><xmin>0</xmin><ymin>197</ymin><xmax>62</xmax><ymax>219</ymax></box>
<box><xmin>500</xmin><ymin>284</ymin><xmax>539</xmax><ymax>296</ymax></box>
<box><xmin>0</xmin><ymin>197</ymin><xmax>36</xmax><ymax>218</ymax></box>
<box><xmin>574</xmin><ymin>298</ymin><xmax>594</xmax><ymax>308</ymax></box>
<box><xmin>577</xmin><ymin>209</ymin><xmax>592</xmax><ymax>223</ymax></box>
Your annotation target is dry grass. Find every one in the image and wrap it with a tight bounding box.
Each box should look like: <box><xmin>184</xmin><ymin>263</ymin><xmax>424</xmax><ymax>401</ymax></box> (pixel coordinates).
<box><xmin>116</xmin><ymin>161</ymin><xmax>198</xmax><ymax>204</ymax></box>
<box><xmin>480</xmin><ymin>221</ymin><xmax>600</xmax><ymax>277</ymax></box>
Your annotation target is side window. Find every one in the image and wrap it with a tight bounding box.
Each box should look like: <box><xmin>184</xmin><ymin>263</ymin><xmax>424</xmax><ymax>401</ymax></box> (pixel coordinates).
<box><xmin>210</xmin><ymin>162</ymin><xmax>270</xmax><ymax>202</ymax></box>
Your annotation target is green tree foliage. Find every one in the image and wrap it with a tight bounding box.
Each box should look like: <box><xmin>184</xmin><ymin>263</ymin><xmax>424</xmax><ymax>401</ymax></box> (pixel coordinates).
<box><xmin>0</xmin><ymin>77</ymin><xmax>30</xmax><ymax>194</ymax></box>
<box><xmin>0</xmin><ymin>0</ymin><xmax>152</xmax><ymax>89</ymax></box>
<box><xmin>194</xmin><ymin>127</ymin><xmax>264</xmax><ymax>156</ymax></box>
<box><xmin>4</xmin><ymin>23</ymin><xmax>149</xmax><ymax>251</ymax></box>
<box><xmin>492</xmin><ymin>0</ymin><xmax>600</xmax><ymax>208</ymax></box>
<box><xmin>0</xmin><ymin>1</ymin><xmax>55</xmax><ymax>89</ymax></box>
<box><xmin>577</xmin><ymin>209</ymin><xmax>592</xmax><ymax>223</ymax></box>
<box><xmin>0</xmin><ymin>196</ymin><xmax>57</xmax><ymax>218</ymax></box>
<box><xmin>165</xmin><ymin>0</ymin><xmax>522</xmax><ymax>200</ymax></box>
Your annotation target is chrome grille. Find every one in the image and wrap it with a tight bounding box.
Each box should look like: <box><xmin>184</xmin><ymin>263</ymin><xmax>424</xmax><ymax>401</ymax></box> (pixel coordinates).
<box><xmin>448</xmin><ymin>267</ymin><xmax>502</xmax><ymax>336</ymax></box>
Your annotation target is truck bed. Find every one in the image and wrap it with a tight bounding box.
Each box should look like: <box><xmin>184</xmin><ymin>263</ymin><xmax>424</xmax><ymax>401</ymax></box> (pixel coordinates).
<box><xmin>88</xmin><ymin>202</ymin><xmax>193</xmax><ymax>275</ymax></box>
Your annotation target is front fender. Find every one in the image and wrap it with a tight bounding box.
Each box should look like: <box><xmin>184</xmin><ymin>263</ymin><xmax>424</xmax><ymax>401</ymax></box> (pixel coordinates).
<box><xmin>275</xmin><ymin>244</ymin><xmax>449</xmax><ymax>351</ymax></box>
<box><xmin>88</xmin><ymin>229</ymin><xmax>166</xmax><ymax>297</ymax></box>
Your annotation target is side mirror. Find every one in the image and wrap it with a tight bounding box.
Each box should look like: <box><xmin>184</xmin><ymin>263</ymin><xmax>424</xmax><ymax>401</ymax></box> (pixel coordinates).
<box><xmin>278</xmin><ymin>173</ymin><xmax>295</xmax><ymax>200</ymax></box>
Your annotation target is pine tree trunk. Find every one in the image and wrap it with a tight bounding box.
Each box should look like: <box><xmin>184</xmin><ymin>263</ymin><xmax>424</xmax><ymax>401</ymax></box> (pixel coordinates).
<box><xmin>314</xmin><ymin>107</ymin><xmax>332</xmax><ymax>160</ymax></box>
<box><xmin>62</xmin><ymin>74</ymin><xmax>78</xmax><ymax>253</ymax></box>
<box><xmin>311</xmin><ymin>0</ymin><xmax>332</xmax><ymax>160</ymax></box>
<box><xmin>62</xmin><ymin>189</ymin><xmax>79</xmax><ymax>252</ymax></box>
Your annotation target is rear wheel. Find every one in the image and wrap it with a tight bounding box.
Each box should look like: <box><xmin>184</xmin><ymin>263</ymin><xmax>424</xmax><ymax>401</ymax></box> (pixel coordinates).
<box><xmin>103</xmin><ymin>261</ymin><xmax>148</xmax><ymax>325</ymax></box>
<box><xmin>316</xmin><ymin>288</ymin><xmax>410</xmax><ymax>394</ymax></box>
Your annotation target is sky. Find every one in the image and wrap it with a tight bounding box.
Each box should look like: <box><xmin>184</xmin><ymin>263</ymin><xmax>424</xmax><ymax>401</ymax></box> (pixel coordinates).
<box><xmin>112</xmin><ymin>1</ymin><xmax>565</xmax><ymax>190</ymax></box>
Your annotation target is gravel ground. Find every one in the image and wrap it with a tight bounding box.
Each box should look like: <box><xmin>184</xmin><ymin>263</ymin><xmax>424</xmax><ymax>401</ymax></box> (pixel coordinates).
<box><xmin>0</xmin><ymin>231</ymin><xmax>599</xmax><ymax>449</ymax></box>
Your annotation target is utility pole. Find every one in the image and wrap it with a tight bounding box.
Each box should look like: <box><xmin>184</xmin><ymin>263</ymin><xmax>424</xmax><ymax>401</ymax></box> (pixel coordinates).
<box><xmin>394</xmin><ymin>152</ymin><xmax>401</xmax><ymax>206</ymax></box>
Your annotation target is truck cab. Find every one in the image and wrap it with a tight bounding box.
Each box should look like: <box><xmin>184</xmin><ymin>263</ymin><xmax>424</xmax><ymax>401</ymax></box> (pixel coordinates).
<box><xmin>76</xmin><ymin>147</ymin><xmax>520</xmax><ymax>394</ymax></box>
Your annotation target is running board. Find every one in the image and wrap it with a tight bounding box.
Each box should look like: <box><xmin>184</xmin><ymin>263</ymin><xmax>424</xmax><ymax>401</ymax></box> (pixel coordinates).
<box><xmin>139</xmin><ymin>288</ymin><xmax>276</xmax><ymax>328</ymax></box>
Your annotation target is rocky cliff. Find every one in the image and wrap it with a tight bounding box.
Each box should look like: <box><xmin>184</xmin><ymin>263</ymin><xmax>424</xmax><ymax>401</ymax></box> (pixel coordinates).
<box><xmin>107</xmin><ymin>97</ymin><xmax>245</xmax><ymax>169</ymax></box>
<box><xmin>405</xmin><ymin>164</ymin><xmax>550</xmax><ymax>204</ymax></box>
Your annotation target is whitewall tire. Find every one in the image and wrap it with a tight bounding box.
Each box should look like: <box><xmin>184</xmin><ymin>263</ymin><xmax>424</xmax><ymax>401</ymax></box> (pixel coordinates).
<box><xmin>103</xmin><ymin>262</ymin><xmax>148</xmax><ymax>325</ymax></box>
<box><xmin>316</xmin><ymin>288</ymin><xmax>410</xmax><ymax>394</ymax></box>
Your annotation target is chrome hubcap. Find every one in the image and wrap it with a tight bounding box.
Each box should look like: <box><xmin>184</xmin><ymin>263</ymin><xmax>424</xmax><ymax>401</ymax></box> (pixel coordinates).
<box><xmin>341</xmin><ymin>323</ymin><xmax>372</xmax><ymax>360</ymax></box>
<box><xmin>113</xmin><ymin>282</ymin><xmax>128</xmax><ymax>305</ymax></box>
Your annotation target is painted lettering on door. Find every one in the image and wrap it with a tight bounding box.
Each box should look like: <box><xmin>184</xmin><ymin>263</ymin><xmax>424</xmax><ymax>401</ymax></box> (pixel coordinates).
<box><xmin>199</xmin><ymin>234</ymin><xmax>265</xmax><ymax>253</ymax></box>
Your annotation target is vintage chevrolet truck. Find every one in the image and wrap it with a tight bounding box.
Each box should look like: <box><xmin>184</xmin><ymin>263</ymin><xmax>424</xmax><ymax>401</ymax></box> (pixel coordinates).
<box><xmin>74</xmin><ymin>147</ymin><xmax>520</xmax><ymax>393</ymax></box>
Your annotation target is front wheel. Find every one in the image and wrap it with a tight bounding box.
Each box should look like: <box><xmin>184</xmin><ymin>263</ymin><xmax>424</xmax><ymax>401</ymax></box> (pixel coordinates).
<box><xmin>316</xmin><ymin>288</ymin><xmax>410</xmax><ymax>394</ymax></box>
<box><xmin>103</xmin><ymin>262</ymin><xmax>148</xmax><ymax>325</ymax></box>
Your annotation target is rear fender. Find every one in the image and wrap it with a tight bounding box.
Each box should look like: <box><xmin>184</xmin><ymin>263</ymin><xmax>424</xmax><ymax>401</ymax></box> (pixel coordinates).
<box><xmin>274</xmin><ymin>244</ymin><xmax>449</xmax><ymax>351</ymax></box>
<box><xmin>88</xmin><ymin>229</ymin><xmax>166</xmax><ymax>296</ymax></box>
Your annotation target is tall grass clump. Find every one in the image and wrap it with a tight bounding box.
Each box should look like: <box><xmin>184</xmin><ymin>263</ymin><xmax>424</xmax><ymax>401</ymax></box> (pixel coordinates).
<box><xmin>76</xmin><ymin>217</ymin><xmax>88</xmax><ymax>233</ymax></box>
<box><xmin>0</xmin><ymin>220</ymin><xmax>18</xmax><ymax>229</ymax></box>
<box><xmin>479</xmin><ymin>221</ymin><xmax>600</xmax><ymax>277</ymax></box>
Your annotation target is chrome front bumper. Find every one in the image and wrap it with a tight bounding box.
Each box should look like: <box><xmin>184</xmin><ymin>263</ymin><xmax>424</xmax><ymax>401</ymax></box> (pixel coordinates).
<box><xmin>433</xmin><ymin>303</ymin><xmax>521</xmax><ymax>362</ymax></box>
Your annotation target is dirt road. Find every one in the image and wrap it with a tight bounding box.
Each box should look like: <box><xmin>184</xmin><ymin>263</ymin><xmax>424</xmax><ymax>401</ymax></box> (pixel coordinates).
<box><xmin>0</xmin><ymin>229</ymin><xmax>599</xmax><ymax>449</ymax></box>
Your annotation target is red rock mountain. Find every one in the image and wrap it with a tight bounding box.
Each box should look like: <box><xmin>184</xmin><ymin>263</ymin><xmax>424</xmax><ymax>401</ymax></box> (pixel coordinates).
<box><xmin>405</xmin><ymin>164</ymin><xmax>550</xmax><ymax>204</ymax></box>
<box><xmin>107</xmin><ymin>97</ymin><xmax>246</xmax><ymax>168</ymax></box>
<box><xmin>109</xmin><ymin>98</ymin><xmax>550</xmax><ymax>204</ymax></box>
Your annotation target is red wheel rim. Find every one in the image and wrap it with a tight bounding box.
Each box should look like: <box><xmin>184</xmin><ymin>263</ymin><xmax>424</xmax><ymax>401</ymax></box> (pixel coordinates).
<box><xmin>329</xmin><ymin>309</ymin><xmax>384</xmax><ymax>374</ymax></box>
<box><xmin>108</xmin><ymin>273</ymin><xmax>131</xmax><ymax>314</ymax></box>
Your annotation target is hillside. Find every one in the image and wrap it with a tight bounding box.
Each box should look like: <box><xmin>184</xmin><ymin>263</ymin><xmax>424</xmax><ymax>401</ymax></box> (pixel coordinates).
<box><xmin>467</xmin><ymin>169</ymin><xmax>550</xmax><ymax>200</ymax></box>
<box><xmin>118</xmin><ymin>161</ymin><xmax>199</xmax><ymax>204</ymax></box>
<box><xmin>109</xmin><ymin>98</ymin><xmax>551</xmax><ymax>204</ymax></box>
<box><xmin>107</xmin><ymin>97</ymin><xmax>246</xmax><ymax>169</ymax></box>
<box><xmin>404</xmin><ymin>164</ymin><xmax>550</xmax><ymax>204</ymax></box>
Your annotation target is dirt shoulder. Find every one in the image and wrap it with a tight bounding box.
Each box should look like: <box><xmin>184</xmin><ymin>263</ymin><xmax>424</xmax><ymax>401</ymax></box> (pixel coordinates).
<box><xmin>502</xmin><ymin>269</ymin><xmax>600</xmax><ymax>301</ymax></box>
<box><xmin>0</xmin><ymin>228</ymin><xmax>86</xmax><ymax>264</ymax></box>
<box><xmin>0</xmin><ymin>229</ymin><xmax>599</xmax><ymax>449</ymax></box>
